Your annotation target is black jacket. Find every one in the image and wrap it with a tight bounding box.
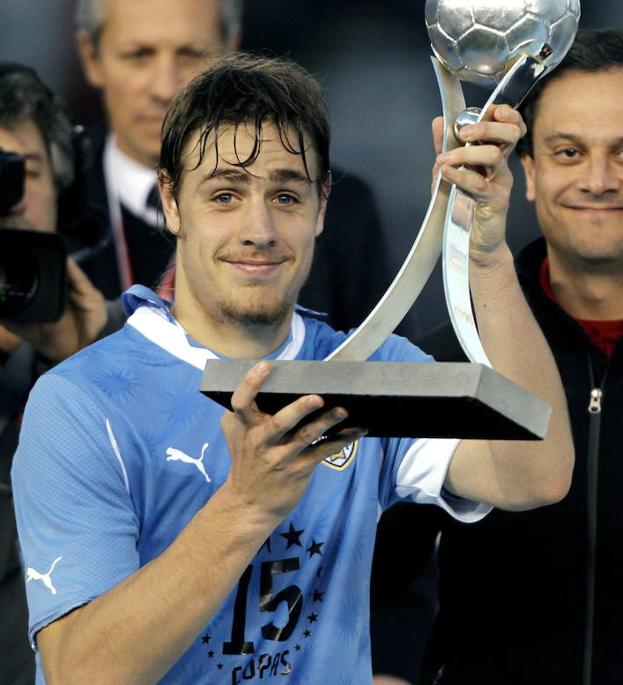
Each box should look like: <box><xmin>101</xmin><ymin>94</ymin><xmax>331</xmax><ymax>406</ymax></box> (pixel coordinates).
<box><xmin>418</xmin><ymin>238</ymin><xmax>623</xmax><ymax>685</ymax></box>
<box><xmin>78</xmin><ymin>134</ymin><xmax>173</xmax><ymax>300</ymax></box>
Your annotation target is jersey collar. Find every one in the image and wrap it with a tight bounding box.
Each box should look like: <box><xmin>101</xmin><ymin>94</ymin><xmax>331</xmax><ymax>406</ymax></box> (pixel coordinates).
<box><xmin>123</xmin><ymin>286</ymin><xmax>306</xmax><ymax>370</ymax></box>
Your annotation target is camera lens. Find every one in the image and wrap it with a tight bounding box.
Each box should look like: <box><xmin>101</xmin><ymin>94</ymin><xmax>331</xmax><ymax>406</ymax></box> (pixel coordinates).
<box><xmin>0</xmin><ymin>228</ymin><xmax>65</xmax><ymax>322</ymax></box>
<box><xmin>0</xmin><ymin>248</ymin><xmax>39</xmax><ymax>316</ymax></box>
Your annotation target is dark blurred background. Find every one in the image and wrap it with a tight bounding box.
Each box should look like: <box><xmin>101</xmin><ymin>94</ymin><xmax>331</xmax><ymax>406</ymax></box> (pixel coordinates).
<box><xmin>1</xmin><ymin>0</ymin><xmax>621</xmax><ymax>338</ymax></box>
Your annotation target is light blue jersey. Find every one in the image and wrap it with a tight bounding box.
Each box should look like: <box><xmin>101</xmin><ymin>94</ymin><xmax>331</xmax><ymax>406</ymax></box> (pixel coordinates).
<box><xmin>12</xmin><ymin>286</ymin><xmax>488</xmax><ymax>685</ymax></box>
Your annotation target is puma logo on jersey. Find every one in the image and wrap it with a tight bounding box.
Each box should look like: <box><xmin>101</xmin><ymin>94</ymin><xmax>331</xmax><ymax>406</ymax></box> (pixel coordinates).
<box><xmin>322</xmin><ymin>440</ymin><xmax>359</xmax><ymax>471</ymax></box>
<box><xmin>26</xmin><ymin>556</ymin><xmax>62</xmax><ymax>595</ymax></box>
<box><xmin>166</xmin><ymin>443</ymin><xmax>211</xmax><ymax>483</ymax></box>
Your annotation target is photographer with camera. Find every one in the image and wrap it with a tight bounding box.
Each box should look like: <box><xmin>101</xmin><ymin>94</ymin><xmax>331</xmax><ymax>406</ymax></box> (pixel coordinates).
<box><xmin>0</xmin><ymin>63</ymin><xmax>116</xmax><ymax>684</ymax></box>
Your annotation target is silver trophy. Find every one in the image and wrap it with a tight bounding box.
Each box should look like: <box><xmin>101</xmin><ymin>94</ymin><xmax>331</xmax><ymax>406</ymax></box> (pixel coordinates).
<box><xmin>427</xmin><ymin>0</ymin><xmax>581</xmax><ymax>89</ymax></box>
<box><xmin>202</xmin><ymin>0</ymin><xmax>580</xmax><ymax>439</ymax></box>
<box><xmin>425</xmin><ymin>0</ymin><xmax>581</xmax><ymax>364</ymax></box>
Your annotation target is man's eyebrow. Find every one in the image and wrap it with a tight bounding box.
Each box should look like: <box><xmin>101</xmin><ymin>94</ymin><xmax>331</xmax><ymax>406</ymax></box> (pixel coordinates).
<box><xmin>199</xmin><ymin>168</ymin><xmax>313</xmax><ymax>186</ymax></box>
<box><xmin>201</xmin><ymin>169</ymin><xmax>250</xmax><ymax>184</ymax></box>
<box><xmin>542</xmin><ymin>132</ymin><xmax>623</xmax><ymax>148</ymax></box>
<box><xmin>117</xmin><ymin>42</ymin><xmax>155</xmax><ymax>51</ymax></box>
<box><xmin>22</xmin><ymin>152</ymin><xmax>45</xmax><ymax>163</ymax></box>
<box><xmin>269</xmin><ymin>169</ymin><xmax>313</xmax><ymax>185</ymax></box>
<box><xmin>542</xmin><ymin>132</ymin><xmax>584</xmax><ymax>145</ymax></box>
<box><xmin>176</xmin><ymin>43</ymin><xmax>222</xmax><ymax>55</ymax></box>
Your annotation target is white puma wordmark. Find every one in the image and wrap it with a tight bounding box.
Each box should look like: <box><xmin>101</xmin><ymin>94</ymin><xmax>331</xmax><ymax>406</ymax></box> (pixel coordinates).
<box><xmin>26</xmin><ymin>556</ymin><xmax>62</xmax><ymax>595</ymax></box>
<box><xmin>166</xmin><ymin>443</ymin><xmax>211</xmax><ymax>483</ymax></box>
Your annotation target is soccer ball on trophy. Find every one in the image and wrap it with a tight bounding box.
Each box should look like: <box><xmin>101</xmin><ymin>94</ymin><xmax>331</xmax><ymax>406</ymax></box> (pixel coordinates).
<box><xmin>425</xmin><ymin>0</ymin><xmax>581</xmax><ymax>88</ymax></box>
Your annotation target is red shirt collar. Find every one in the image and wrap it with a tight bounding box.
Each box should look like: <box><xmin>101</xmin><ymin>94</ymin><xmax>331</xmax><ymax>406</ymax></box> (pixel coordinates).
<box><xmin>539</xmin><ymin>257</ymin><xmax>623</xmax><ymax>359</ymax></box>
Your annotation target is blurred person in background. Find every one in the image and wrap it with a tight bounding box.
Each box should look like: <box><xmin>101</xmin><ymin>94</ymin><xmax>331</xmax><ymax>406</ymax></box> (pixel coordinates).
<box><xmin>0</xmin><ymin>63</ymin><xmax>112</xmax><ymax>685</ymax></box>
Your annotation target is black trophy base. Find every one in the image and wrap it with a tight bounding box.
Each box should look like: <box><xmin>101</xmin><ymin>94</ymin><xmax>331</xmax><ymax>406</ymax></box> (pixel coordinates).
<box><xmin>201</xmin><ymin>360</ymin><xmax>550</xmax><ymax>440</ymax></box>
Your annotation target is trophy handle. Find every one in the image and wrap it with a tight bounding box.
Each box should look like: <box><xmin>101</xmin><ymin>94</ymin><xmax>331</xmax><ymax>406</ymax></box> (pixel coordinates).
<box><xmin>325</xmin><ymin>57</ymin><xmax>465</xmax><ymax>362</ymax></box>
<box><xmin>442</xmin><ymin>53</ymin><xmax>549</xmax><ymax>365</ymax></box>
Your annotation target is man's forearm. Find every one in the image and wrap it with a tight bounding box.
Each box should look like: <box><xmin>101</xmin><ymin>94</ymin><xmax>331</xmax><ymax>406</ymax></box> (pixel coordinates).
<box><xmin>40</xmin><ymin>485</ymin><xmax>280</xmax><ymax>685</ymax></box>
<box><xmin>447</xmin><ymin>245</ymin><xmax>573</xmax><ymax>510</ymax></box>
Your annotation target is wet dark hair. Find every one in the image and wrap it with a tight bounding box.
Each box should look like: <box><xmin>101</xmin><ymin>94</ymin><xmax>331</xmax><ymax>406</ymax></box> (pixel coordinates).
<box><xmin>518</xmin><ymin>28</ymin><xmax>623</xmax><ymax>157</ymax></box>
<box><xmin>0</xmin><ymin>63</ymin><xmax>74</xmax><ymax>188</ymax></box>
<box><xmin>159</xmin><ymin>53</ymin><xmax>331</xmax><ymax>196</ymax></box>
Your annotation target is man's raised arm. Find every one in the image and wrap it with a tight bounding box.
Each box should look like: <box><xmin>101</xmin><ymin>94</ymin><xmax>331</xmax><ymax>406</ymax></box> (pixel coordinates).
<box><xmin>432</xmin><ymin>106</ymin><xmax>574</xmax><ymax>510</ymax></box>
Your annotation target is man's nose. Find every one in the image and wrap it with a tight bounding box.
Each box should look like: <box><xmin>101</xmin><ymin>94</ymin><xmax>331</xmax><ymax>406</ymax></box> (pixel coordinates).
<box><xmin>239</xmin><ymin>200</ymin><xmax>278</xmax><ymax>248</ymax></box>
<box><xmin>150</xmin><ymin>57</ymin><xmax>182</xmax><ymax>104</ymax></box>
<box><xmin>579</xmin><ymin>154</ymin><xmax>622</xmax><ymax>196</ymax></box>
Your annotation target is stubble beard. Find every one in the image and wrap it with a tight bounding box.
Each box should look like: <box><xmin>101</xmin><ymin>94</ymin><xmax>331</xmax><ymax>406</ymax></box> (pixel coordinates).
<box><xmin>219</xmin><ymin>298</ymin><xmax>292</xmax><ymax>326</ymax></box>
<box><xmin>216</xmin><ymin>285</ymin><xmax>296</xmax><ymax>327</ymax></box>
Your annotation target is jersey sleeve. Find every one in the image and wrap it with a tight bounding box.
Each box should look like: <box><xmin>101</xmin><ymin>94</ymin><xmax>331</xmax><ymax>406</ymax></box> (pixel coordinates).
<box><xmin>11</xmin><ymin>372</ymin><xmax>140</xmax><ymax>647</ymax></box>
<box><xmin>381</xmin><ymin>437</ymin><xmax>491</xmax><ymax>522</ymax></box>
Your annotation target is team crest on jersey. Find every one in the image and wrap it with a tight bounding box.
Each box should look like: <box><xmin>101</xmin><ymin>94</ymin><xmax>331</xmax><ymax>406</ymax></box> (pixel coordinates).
<box><xmin>322</xmin><ymin>440</ymin><xmax>359</xmax><ymax>471</ymax></box>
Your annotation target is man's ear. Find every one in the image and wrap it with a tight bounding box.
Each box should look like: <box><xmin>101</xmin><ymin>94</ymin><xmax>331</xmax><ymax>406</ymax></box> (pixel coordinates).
<box><xmin>520</xmin><ymin>154</ymin><xmax>536</xmax><ymax>203</ymax></box>
<box><xmin>159</xmin><ymin>173</ymin><xmax>182</xmax><ymax>236</ymax></box>
<box><xmin>76</xmin><ymin>31</ymin><xmax>105</xmax><ymax>88</ymax></box>
<box><xmin>315</xmin><ymin>176</ymin><xmax>332</xmax><ymax>238</ymax></box>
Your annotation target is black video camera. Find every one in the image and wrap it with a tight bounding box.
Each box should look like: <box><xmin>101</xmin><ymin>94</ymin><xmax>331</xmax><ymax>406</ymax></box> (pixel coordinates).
<box><xmin>0</xmin><ymin>147</ymin><xmax>24</xmax><ymax>215</ymax></box>
<box><xmin>0</xmin><ymin>148</ymin><xmax>67</xmax><ymax>323</ymax></box>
